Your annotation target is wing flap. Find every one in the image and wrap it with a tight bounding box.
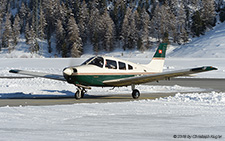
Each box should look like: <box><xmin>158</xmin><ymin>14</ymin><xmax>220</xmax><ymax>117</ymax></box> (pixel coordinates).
<box><xmin>103</xmin><ymin>66</ymin><xmax>217</xmax><ymax>86</ymax></box>
<box><xmin>9</xmin><ymin>69</ymin><xmax>66</xmax><ymax>81</ymax></box>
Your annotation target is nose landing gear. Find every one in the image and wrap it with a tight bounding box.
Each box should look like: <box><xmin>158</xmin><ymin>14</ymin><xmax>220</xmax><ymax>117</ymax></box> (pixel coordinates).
<box><xmin>75</xmin><ymin>87</ymin><xmax>86</xmax><ymax>99</ymax></box>
<box><xmin>74</xmin><ymin>84</ymin><xmax>91</xmax><ymax>100</ymax></box>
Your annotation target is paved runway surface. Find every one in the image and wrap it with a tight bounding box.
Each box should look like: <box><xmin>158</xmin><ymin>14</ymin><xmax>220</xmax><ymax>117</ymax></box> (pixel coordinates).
<box><xmin>0</xmin><ymin>93</ymin><xmax>177</xmax><ymax>107</ymax></box>
<box><xmin>150</xmin><ymin>78</ymin><xmax>225</xmax><ymax>91</ymax></box>
<box><xmin>0</xmin><ymin>78</ymin><xmax>225</xmax><ymax>107</ymax></box>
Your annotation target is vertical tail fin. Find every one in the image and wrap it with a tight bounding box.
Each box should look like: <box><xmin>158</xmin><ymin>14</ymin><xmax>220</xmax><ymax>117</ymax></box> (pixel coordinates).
<box><xmin>146</xmin><ymin>43</ymin><xmax>167</xmax><ymax>73</ymax></box>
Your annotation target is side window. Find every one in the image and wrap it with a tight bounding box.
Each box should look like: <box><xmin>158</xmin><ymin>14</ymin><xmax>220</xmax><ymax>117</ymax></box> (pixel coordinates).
<box><xmin>119</xmin><ymin>62</ymin><xmax>126</xmax><ymax>70</ymax></box>
<box><xmin>105</xmin><ymin>59</ymin><xmax>117</xmax><ymax>69</ymax></box>
<box><xmin>128</xmin><ymin>64</ymin><xmax>133</xmax><ymax>70</ymax></box>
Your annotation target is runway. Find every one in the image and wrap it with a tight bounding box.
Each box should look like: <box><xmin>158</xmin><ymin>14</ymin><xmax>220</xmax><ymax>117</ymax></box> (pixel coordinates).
<box><xmin>0</xmin><ymin>78</ymin><xmax>225</xmax><ymax>107</ymax></box>
<box><xmin>0</xmin><ymin>93</ymin><xmax>178</xmax><ymax>107</ymax></box>
<box><xmin>149</xmin><ymin>78</ymin><xmax>225</xmax><ymax>91</ymax></box>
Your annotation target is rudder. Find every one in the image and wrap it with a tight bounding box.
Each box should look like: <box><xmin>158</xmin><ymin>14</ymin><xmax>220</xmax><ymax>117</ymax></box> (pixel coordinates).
<box><xmin>146</xmin><ymin>43</ymin><xmax>167</xmax><ymax>72</ymax></box>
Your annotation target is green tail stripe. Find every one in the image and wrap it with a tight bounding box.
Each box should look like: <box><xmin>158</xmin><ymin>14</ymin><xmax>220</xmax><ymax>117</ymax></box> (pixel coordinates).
<box><xmin>153</xmin><ymin>43</ymin><xmax>167</xmax><ymax>58</ymax></box>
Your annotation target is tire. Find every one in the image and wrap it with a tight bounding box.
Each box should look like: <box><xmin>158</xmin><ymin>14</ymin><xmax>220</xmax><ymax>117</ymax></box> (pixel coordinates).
<box><xmin>81</xmin><ymin>91</ymin><xmax>85</xmax><ymax>98</ymax></box>
<box><xmin>75</xmin><ymin>89</ymin><xmax>82</xmax><ymax>100</ymax></box>
<box><xmin>132</xmin><ymin>89</ymin><xmax>140</xmax><ymax>99</ymax></box>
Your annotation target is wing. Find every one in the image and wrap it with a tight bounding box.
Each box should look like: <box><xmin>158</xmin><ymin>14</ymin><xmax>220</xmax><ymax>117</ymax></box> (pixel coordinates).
<box><xmin>103</xmin><ymin>66</ymin><xmax>217</xmax><ymax>87</ymax></box>
<box><xmin>9</xmin><ymin>69</ymin><xmax>66</xmax><ymax>81</ymax></box>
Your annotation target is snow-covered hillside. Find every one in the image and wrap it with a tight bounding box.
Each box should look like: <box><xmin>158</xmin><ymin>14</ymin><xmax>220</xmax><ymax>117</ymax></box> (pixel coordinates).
<box><xmin>169</xmin><ymin>22</ymin><xmax>225</xmax><ymax>58</ymax></box>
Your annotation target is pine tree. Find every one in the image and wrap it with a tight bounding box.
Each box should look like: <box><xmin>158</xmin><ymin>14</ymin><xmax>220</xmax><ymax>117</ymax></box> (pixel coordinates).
<box><xmin>28</xmin><ymin>25</ymin><xmax>39</xmax><ymax>53</ymax></box>
<box><xmin>38</xmin><ymin>5</ymin><xmax>47</xmax><ymax>39</ymax></box>
<box><xmin>55</xmin><ymin>19</ymin><xmax>64</xmax><ymax>54</ymax></box>
<box><xmin>111</xmin><ymin>0</ymin><xmax>126</xmax><ymax>39</ymax></box>
<box><xmin>121</xmin><ymin>7</ymin><xmax>130</xmax><ymax>50</ymax></box>
<box><xmin>77</xmin><ymin>1</ymin><xmax>89</xmax><ymax>43</ymax></box>
<box><xmin>128</xmin><ymin>10</ymin><xmax>138</xmax><ymax>49</ymax></box>
<box><xmin>191</xmin><ymin>10</ymin><xmax>204</xmax><ymax>37</ymax></box>
<box><xmin>0</xmin><ymin>10</ymin><xmax>2</xmax><ymax>51</ymax></box>
<box><xmin>201</xmin><ymin>0</ymin><xmax>216</xmax><ymax>28</ymax></box>
<box><xmin>0</xmin><ymin>0</ymin><xmax>7</xmax><ymax>51</ymax></box>
<box><xmin>18</xmin><ymin>2</ymin><xmax>28</xmax><ymax>33</ymax></box>
<box><xmin>2</xmin><ymin>12</ymin><xmax>13</xmax><ymax>52</ymax></box>
<box><xmin>43</xmin><ymin>0</ymin><xmax>58</xmax><ymax>53</ymax></box>
<box><xmin>150</xmin><ymin>3</ymin><xmax>175</xmax><ymax>43</ymax></box>
<box><xmin>89</xmin><ymin>6</ymin><xmax>101</xmax><ymax>52</ymax></box>
<box><xmin>138</xmin><ymin>9</ymin><xmax>150</xmax><ymax>51</ymax></box>
<box><xmin>174</xmin><ymin>2</ymin><xmax>188</xmax><ymax>44</ymax></box>
<box><xmin>12</xmin><ymin>14</ymin><xmax>21</xmax><ymax>45</ymax></box>
<box><xmin>121</xmin><ymin>7</ymin><xmax>138</xmax><ymax>50</ymax></box>
<box><xmin>150</xmin><ymin>4</ymin><xmax>162</xmax><ymax>41</ymax></box>
<box><xmin>102</xmin><ymin>9</ymin><xmax>115</xmax><ymax>52</ymax></box>
<box><xmin>61</xmin><ymin>42</ymin><xmax>67</xmax><ymax>57</ymax></box>
<box><xmin>67</xmin><ymin>16</ymin><xmax>82</xmax><ymax>57</ymax></box>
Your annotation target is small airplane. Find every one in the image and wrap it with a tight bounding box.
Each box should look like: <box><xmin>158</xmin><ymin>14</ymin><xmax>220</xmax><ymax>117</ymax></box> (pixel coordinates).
<box><xmin>9</xmin><ymin>43</ymin><xmax>217</xmax><ymax>99</ymax></box>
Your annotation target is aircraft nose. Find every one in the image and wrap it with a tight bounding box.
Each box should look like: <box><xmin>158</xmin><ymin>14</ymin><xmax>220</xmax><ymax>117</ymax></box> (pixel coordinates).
<box><xmin>63</xmin><ymin>68</ymin><xmax>73</xmax><ymax>76</ymax></box>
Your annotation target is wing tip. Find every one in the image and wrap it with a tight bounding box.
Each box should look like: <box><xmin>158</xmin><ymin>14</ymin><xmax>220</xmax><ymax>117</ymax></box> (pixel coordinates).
<box><xmin>191</xmin><ymin>66</ymin><xmax>217</xmax><ymax>72</ymax></box>
<box><xmin>9</xmin><ymin>69</ymin><xmax>21</xmax><ymax>73</ymax></box>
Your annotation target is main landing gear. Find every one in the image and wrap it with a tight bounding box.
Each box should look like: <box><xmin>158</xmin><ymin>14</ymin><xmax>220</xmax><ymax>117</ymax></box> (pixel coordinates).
<box><xmin>131</xmin><ymin>85</ymin><xmax>140</xmax><ymax>99</ymax></box>
<box><xmin>74</xmin><ymin>84</ymin><xmax>140</xmax><ymax>100</ymax></box>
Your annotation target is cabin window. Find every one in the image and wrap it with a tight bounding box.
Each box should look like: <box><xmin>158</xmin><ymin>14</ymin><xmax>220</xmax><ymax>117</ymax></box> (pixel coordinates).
<box><xmin>81</xmin><ymin>57</ymin><xmax>94</xmax><ymax>65</ymax></box>
<box><xmin>119</xmin><ymin>62</ymin><xmax>126</xmax><ymax>70</ymax></box>
<box><xmin>82</xmin><ymin>56</ymin><xmax>104</xmax><ymax>68</ymax></box>
<box><xmin>128</xmin><ymin>64</ymin><xmax>133</xmax><ymax>70</ymax></box>
<box><xmin>105</xmin><ymin>59</ymin><xmax>117</xmax><ymax>69</ymax></box>
<box><xmin>90</xmin><ymin>57</ymin><xmax>104</xmax><ymax>68</ymax></box>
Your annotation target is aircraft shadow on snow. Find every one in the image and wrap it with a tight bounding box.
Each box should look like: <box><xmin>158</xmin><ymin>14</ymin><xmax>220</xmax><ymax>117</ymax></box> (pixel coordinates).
<box><xmin>0</xmin><ymin>90</ymin><xmax>108</xmax><ymax>99</ymax></box>
<box><xmin>0</xmin><ymin>90</ymin><xmax>75</xmax><ymax>99</ymax></box>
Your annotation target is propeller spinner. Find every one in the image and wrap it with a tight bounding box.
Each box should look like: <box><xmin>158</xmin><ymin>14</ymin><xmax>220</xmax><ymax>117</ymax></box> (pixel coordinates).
<box><xmin>63</xmin><ymin>67</ymin><xmax>74</xmax><ymax>76</ymax></box>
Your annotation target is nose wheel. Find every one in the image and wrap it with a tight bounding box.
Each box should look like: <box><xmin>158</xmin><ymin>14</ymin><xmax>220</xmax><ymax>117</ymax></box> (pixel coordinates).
<box><xmin>75</xmin><ymin>87</ymin><xmax>86</xmax><ymax>99</ymax></box>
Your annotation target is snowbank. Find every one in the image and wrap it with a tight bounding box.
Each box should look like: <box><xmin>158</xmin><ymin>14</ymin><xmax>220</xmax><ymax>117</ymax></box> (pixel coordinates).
<box><xmin>157</xmin><ymin>91</ymin><xmax>225</xmax><ymax>104</ymax></box>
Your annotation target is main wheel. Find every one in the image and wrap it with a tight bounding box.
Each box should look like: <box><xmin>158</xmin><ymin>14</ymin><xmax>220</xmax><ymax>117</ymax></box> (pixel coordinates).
<box><xmin>132</xmin><ymin>89</ymin><xmax>140</xmax><ymax>99</ymax></box>
<box><xmin>75</xmin><ymin>89</ymin><xmax>82</xmax><ymax>99</ymax></box>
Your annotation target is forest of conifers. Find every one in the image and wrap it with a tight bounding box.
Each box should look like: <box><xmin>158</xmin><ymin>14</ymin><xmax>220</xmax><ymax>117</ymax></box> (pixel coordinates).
<box><xmin>0</xmin><ymin>0</ymin><xmax>225</xmax><ymax>57</ymax></box>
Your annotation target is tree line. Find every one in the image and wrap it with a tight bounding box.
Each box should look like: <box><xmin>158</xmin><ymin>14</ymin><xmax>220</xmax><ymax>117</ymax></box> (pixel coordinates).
<box><xmin>0</xmin><ymin>0</ymin><xmax>224</xmax><ymax>57</ymax></box>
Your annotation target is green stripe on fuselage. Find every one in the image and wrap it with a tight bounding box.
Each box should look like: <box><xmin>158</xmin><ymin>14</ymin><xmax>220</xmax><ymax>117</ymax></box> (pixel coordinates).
<box><xmin>70</xmin><ymin>74</ymin><xmax>135</xmax><ymax>86</ymax></box>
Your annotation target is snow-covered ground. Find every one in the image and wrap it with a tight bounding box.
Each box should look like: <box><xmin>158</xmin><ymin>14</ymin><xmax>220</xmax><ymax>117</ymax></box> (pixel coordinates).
<box><xmin>1</xmin><ymin>19</ymin><xmax>225</xmax><ymax>141</ymax></box>
<box><xmin>0</xmin><ymin>92</ymin><xmax>224</xmax><ymax>140</ymax></box>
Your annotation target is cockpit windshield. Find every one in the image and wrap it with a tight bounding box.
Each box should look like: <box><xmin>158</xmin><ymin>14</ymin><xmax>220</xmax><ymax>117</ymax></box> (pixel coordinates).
<box><xmin>81</xmin><ymin>56</ymin><xmax>104</xmax><ymax>68</ymax></box>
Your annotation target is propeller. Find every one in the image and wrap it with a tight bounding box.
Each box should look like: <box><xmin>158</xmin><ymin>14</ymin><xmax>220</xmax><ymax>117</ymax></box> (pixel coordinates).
<box><xmin>69</xmin><ymin>58</ymin><xmax>77</xmax><ymax>67</ymax></box>
<box><xmin>63</xmin><ymin>57</ymin><xmax>78</xmax><ymax>76</ymax></box>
